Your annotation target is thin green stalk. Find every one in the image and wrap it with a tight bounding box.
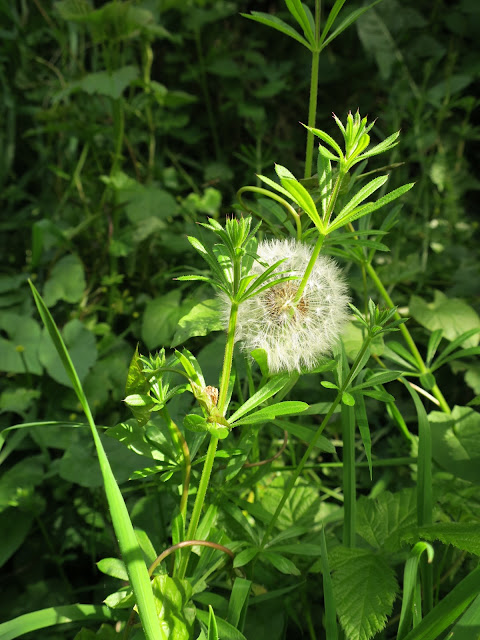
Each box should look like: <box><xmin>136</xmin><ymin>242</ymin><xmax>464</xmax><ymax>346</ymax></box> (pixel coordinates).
<box><xmin>365</xmin><ymin>262</ymin><xmax>450</xmax><ymax>414</ymax></box>
<box><xmin>195</xmin><ymin>29</ymin><xmax>221</xmax><ymax>161</ymax></box>
<box><xmin>142</xmin><ymin>41</ymin><xmax>155</xmax><ymax>182</ymax></box>
<box><xmin>161</xmin><ymin>408</ymin><xmax>191</xmax><ymax>518</ymax></box>
<box><xmin>293</xmin><ymin>233</ymin><xmax>325</xmax><ymax>303</ymax></box>
<box><xmin>260</xmin><ymin>337</ymin><xmax>372</xmax><ymax>546</ymax></box>
<box><xmin>304</xmin><ymin>0</ymin><xmax>321</xmax><ymax>179</ymax></box>
<box><xmin>342</xmin><ymin>402</ymin><xmax>356</xmax><ymax>547</ymax></box>
<box><xmin>177</xmin><ymin>302</ymin><xmax>239</xmax><ymax>578</ymax></box>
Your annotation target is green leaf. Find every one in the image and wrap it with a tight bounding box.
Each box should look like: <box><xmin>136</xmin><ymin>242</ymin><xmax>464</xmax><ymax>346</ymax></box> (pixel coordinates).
<box><xmin>276</xmin><ymin>420</ymin><xmax>335</xmax><ymax>453</ymax></box>
<box><xmin>322</xmin><ymin>1</ymin><xmax>384</xmax><ymax>49</ymax></box>
<box><xmin>228</xmin><ymin>374</ymin><xmax>290</xmax><ymax>423</ymax></box>
<box><xmin>351</xmin><ymin>369</ymin><xmax>404</xmax><ymax>390</ymax></box>
<box><xmin>151</xmin><ymin>575</ymin><xmax>195</xmax><ymax>640</ymax></box>
<box><xmin>327</xmin><ymin>182</ymin><xmax>415</xmax><ymax>232</ymax></box>
<box><xmin>142</xmin><ymin>291</ymin><xmax>195</xmax><ymax>350</ymax></box>
<box><xmin>319</xmin><ymin>0</ymin><xmax>348</xmax><ymax>44</ymax></box>
<box><xmin>97</xmin><ymin>557</ymin><xmax>129</xmax><ymax>581</ymax></box>
<box><xmin>402</xmin><ymin>522</ymin><xmax>480</xmax><ymax>556</ymax></box>
<box><xmin>410</xmin><ymin>291</ymin><xmax>480</xmax><ymax>348</ymax></box>
<box><xmin>241</xmin><ymin>12</ymin><xmax>310</xmax><ymax>49</ymax></box>
<box><xmin>171</xmin><ymin>298</ymin><xmax>224</xmax><ymax>347</ymax></box>
<box><xmin>334</xmin><ymin>175</ymin><xmax>389</xmax><ymax>225</ymax></box>
<box><xmin>397</xmin><ymin>542</ymin><xmax>435</xmax><ymax>640</ymax></box>
<box><xmin>233</xmin><ymin>546</ymin><xmax>259</xmax><ymax>568</ymax></box>
<box><xmin>227</xmin><ymin>578</ymin><xmax>251</xmax><ymax>629</ymax></box>
<box><xmin>230</xmin><ymin>401</ymin><xmax>308</xmax><ymax>426</ymax></box>
<box><xmin>28</xmin><ymin>281</ymin><xmax>165</xmax><ymax>640</ymax></box>
<box><xmin>356</xmin><ymin>488</ymin><xmax>418</xmax><ymax>552</ymax></box>
<box><xmin>262</xmin><ymin>551</ymin><xmax>300</xmax><ymax>575</ymax></box>
<box><xmin>430</xmin><ymin>405</ymin><xmax>480</xmax><ymax>485</ymax></box>
<box><xmin>0</xmin><ymin>509</ymin><xmax>34</xmax><ymax>568</ymax></box>
<box><xmin>330</xmin><ymin>546</ymin><xmax>398</xmax><ymax>640</ymax></box>
<box><xmin>0</xmin><ymin>314</ymin><xmax>43</xmax><ymax>375</ymax></box>
<box><xmin>320</xmin><ymin>527</ymin><xmax>338</xmax><ymax>639</ymax></box>
<box><xmin>0</xmin><ymin>604</ymin><xmax>123</xmax><ymax>640</ymax></box>
<box><xmin>184</xmin><ymin>414</ymin><xmax>209</xmax><ymax>434</ymax></box>
<box><xmin>59</xmin><ymin>65</ymin><xmax>139</xmax><ymax>100</ymax></box>
<box><xmin>275</xmin><ymin>164</ymin><xmax>324</xmax><ymax>231</ymax></box>
<box><xmin>342</xmin><ymin>391</ymin><xmax>355</xmax><ymax>406</ymax></box>
<box><xmin>43</xmin><ymin>254</ymin><xmax>86</xmax><ymax>306</ymax></box>
<box><xmin>38</xmin><ymin>319</ymin><xmax>97</xmax><ymax>387</ymax></box>
<box><xmin>354</xmin><ymin>392</ymin><xmax>372</xmax><ymax>479</ymax></box>
<box><xmin>401</xmin><ymin>566</ymin><xmax>480</xmax><ymax>640</ymax></box>
<box><xmin>196</xmin><ymin>610</ymin><xmax>247</xmax><ymax>640</ymax></box>
<box><xmin>285</xmin><ymin>0</ymin><xmax>315</xmax><ymax>44</ymax></box>
<box><xmin>207</xmin><ymin>605</ymin><xmax>219</xmax><ymax>640</ymax></box>
<box><xmin>446</xmin><ymin>593</ymin><xmax>480</xmax><ymax>640</ymax></box>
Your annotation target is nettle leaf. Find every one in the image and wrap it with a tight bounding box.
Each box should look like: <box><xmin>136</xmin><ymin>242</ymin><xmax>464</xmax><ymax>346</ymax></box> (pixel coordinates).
<box><xmin>171</xmin><ymin>298</ymin><xmax>224</xmax><ymax>347</ymax></box>
<box><xmin>356</xmin><ymin>488</ymin><xmax>417</xmax><ymax>552</ymax></box>
<box><xmin>402</xmin><ymin>523</ymin><xmax>480</xmax><ymax>556</ymax></box>
<box><xmin>410</xmin><ymin>291</ymin><xmax>480</xmax><ymax>349</ymax></box>
<box><xmin>430</xmin><ymin>405</ymin><xmax>480</xmax><ymax>485</ymax></box>
<box><xmin>230</xmin><ymin>401</ymin><xmax>309</xmax><ymax>426</ymax></box>
<box><xmin>331</xmin><ymin>546</ymin><xmax>398</xmax><ymax>640</ymax></box>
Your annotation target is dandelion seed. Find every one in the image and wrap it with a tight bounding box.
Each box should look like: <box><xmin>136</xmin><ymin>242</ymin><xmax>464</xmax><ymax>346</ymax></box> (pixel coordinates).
<box><xmin>222</xmin><ymin>239</ymin><xmax>349</xmax><ymax>373</ymax></box>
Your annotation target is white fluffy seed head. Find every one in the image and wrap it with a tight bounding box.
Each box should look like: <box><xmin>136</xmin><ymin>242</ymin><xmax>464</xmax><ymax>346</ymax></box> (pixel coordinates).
<box><xmin>221</xmin><ymin>239</ymin><xmax>350</xmax><ymax>373</ymax></box>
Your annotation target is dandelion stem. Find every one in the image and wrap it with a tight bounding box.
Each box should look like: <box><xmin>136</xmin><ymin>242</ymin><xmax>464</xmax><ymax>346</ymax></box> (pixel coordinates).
<box><xmin>292</xmin><ymin>233</ymin><xmax>325</xmax><ymax>304</ymax></box>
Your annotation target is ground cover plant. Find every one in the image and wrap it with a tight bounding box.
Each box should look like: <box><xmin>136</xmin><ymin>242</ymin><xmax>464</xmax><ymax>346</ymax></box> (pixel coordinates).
<box><xmin>1</xmin><ymin>0</ymin><xmax>480</xmax><ymax>639</ymax></box>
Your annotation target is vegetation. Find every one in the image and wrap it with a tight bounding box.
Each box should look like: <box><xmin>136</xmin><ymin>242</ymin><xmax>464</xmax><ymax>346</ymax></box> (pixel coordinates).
<box><xmin>0</xmin><ymin>1</ymin><xmax>479</xmax><ymax>639</ymax></box>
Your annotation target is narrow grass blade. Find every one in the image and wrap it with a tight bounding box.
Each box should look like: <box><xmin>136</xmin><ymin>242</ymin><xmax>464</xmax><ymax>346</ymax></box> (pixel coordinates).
<box><xmin>397</xmin><ymin>542</ymin><xmax>434</xmax><ymax>640</ymax></box>
<box><xmin>0</xmin><ymin>604</ymin><xmax>124</xmax><ymax>640</ymax></box>
<box><xmin>401</xmin><ymin>566</ymin><xmax>480</xmax><ymax>640</ymax></box>
<box><xmin>405</xmin><ymin>382</ymin><xmax>433</xmax><ymax>616</ymax></box>
<box><xmin>28</xmin><ymin>281</ymin><xmax>165</xmax><ymax>640</ymax></box>
<box><xmin>320</xmin><ymin>527</ymin><xmax>339</xmax><ymax>640</ymax></box>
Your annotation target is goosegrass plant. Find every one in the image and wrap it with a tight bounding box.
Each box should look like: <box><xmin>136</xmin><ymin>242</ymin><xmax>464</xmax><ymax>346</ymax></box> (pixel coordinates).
<box><xmin>1</xmin><ymin>1</ymin><xmax>480</xmax><ymax>640</ymax></box>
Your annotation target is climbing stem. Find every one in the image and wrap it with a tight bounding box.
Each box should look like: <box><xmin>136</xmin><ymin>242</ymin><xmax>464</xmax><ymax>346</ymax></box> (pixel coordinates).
<box><xmin>260</xmin><ymin>337</ymin><xmax>372</xmax><ymax>546</ymax></box>
<box><xmin>365</xmin><ymin>262</ymin><xmax>450</xmax><ymax>414</ymax></box>
<box><xmin>304</xmin><ymin>0</ymin><xmax>321</xmax><ymax>179</ymax></box>
<box><xmin>177</xmin><ymin>302</ymin><xmax>239</xmax><ymax>578</ymax></box>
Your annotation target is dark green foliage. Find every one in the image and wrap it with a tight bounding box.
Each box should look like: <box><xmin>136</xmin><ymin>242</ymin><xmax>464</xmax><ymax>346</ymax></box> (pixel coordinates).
<box><xmin>1</xmin><ymin>1</ymin><xmax>480</xmax><ymax>639</ymax></box>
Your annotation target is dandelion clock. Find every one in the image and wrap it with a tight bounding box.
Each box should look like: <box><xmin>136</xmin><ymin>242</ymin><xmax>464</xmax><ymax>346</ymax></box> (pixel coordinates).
<box><xmin>223</xmin><ymin>238</ymin><xmax>349</xmax><ymax>373</ymax></box>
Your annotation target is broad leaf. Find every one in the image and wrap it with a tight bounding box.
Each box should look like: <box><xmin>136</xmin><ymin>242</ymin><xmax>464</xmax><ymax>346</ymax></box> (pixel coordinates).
<box><xmin>356</xmin><ymin>488</ymin><xmax>417</xmax><ymax>552</ymax></box>
<box><xmin>330</xmin><ymin>546</ymin><xmax>398</xmax><ymax>640</ymax></box>
<box><xmin>410</xmin><ymin>291</ymin><xmax>480</xmax><ymax>349</ymax></box>
<box><xmin>430</xmin><ymin>405</ymin><xmax>480</xmax><ymax>485</ymax></box>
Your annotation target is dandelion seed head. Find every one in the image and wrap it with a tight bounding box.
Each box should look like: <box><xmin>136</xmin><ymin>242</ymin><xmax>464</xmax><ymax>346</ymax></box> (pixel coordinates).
<box><xmin>221</xmin><ymin>239</ymin><xmax>350</xmax><ymax>373</ymax></box>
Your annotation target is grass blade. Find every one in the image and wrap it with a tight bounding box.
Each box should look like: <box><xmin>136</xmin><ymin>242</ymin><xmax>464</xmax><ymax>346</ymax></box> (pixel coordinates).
<box><xmin>28</xmin><ymin>281</ymin><xmax>165</xmax><ymax>640</ymax></box>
